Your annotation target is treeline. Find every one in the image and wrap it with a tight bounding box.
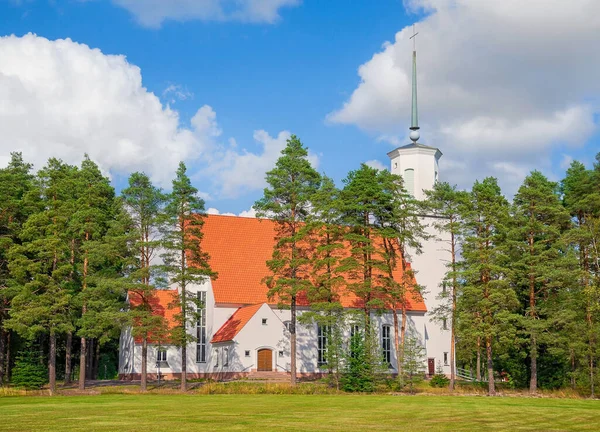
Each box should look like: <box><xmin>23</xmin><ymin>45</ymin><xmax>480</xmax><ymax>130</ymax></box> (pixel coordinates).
<box><xmin>0</xmin><ymin>154</ymin><xmax>215</xmax><ymax>394</ymax></box>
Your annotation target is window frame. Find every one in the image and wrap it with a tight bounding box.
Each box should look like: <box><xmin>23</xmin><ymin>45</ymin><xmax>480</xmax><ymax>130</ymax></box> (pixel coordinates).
<box><xmin>157</xmin><ymin>348</ymin><xmax>167</xmax><ymax>363</ymax></box>
<box><xmin>196</xmin><ymin>291</ymin><xmax>207</xmax><ymax>363</ymax></box>
<box><xmin>381</xmin><ymin>325</ymin><xmax>392</xmax><ymax>367</ymax></box>
<box><xmin>317</xmin><ymin>324</ymin><xmax>330</xmax><ymax>366</ymax></box>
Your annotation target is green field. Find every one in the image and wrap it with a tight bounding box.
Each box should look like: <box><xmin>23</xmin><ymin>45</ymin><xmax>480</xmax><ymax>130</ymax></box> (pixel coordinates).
<box><xmin>1</xmin><ymin>394</ymin><xmax>599</xmax><ymax>431</ymax></box>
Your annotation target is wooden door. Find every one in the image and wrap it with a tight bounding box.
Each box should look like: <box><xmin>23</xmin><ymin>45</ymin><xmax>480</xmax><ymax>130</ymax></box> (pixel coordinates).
<box><xmin>257</xmin><ymin>349</ymin><xmax>272</xmax><ymax>371</ymax></box>
<box><xmin>428</xmin><ymin>358</ymin><xmax>435</xmax><ymax>376</ymax></box>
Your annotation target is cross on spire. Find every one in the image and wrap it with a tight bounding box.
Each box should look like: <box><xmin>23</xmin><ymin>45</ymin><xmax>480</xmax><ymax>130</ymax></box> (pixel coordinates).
<box><xmin>409</xmin><ymin>24</ymin><xmax>419</xmax><ymax>52</ymax></box>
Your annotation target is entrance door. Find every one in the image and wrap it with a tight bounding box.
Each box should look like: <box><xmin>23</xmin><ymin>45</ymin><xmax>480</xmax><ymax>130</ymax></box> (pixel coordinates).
<box><xmin>428</xmin><ymin>358</ymin><xmax>435</xmax><ymax>376</ymax></box>
<box><xmin>257</xmin><ymin>349</ymin><xmax>272</xmax><ymax>371</ymax></box>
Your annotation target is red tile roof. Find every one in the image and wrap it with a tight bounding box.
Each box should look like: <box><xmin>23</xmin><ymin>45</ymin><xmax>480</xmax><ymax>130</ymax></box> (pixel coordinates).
<box><xmin>202</xmin><ymin>215</ymin><xmax>426</xmax><ymax>312</ymax></box>
<box><xmin>210</xmin><ymin>303</ymin><xmax>264</xmax><ymax>343</ymax></box>
<box><xmin>128</xmin><ymin>290</ymin><xmax>179</xmax><ymax>344</ymax></box>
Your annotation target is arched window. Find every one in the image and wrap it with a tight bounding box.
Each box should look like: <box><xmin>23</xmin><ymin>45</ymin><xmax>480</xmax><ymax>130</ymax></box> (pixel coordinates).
<box><xmin>404</xmin><ymin>168</ymin><xmax>415</xmax><ymax>196</ymax></box>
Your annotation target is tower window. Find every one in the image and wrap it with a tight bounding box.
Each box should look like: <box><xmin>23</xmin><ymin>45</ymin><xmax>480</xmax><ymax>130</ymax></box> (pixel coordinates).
<box><xmin>403</xmin><ymin>168</ymin><xmax>415</xmax><ymax>196</ymax></box>
<box><xmin>444</xmin><ymin>352</ymin><xmax>449</xmax><ymax>366</ymax></box>
<box><xmin>382</xmin><ymin>325</ymin><xmax>392</xmax><ymax>366</ymax></box>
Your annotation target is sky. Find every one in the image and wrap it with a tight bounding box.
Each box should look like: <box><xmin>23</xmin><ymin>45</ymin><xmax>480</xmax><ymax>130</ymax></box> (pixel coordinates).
<box><xmin>0</xmin><ymin>0</ymin><xmax>599</xmax><ymax>215</ymax></box>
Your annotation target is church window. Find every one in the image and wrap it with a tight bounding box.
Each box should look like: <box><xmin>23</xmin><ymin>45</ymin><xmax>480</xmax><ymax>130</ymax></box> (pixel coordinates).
<box><xmin>245</xmin><ymin>350</ymin><xmax>250</xmax><ymax>357</ymax></box>
<box><xmin>382</xmin><ymin>325</ymin><xmax>392</xmax><ymax>366</ymax></box>
<box><xmin>284</xmin><ymin>321</ymin><xmax>291</xmax><ymax>331</ymax></box>
<box><xmin>442</xmin><ymin>318</ymin><xmax>448</xmax><ymax>330</ymax></box>
<box><xmin>442</xmin><ymin>281</ymin><xmax>447</xmax><ymax>294</ymax></box>
<box><xmin>196</xmin><ymin>291</ymin><xmax>207</xmax><ymax>363</ymax></box>
<box><xmin>404</xmin><ymin>169</ymin><xmax>415</xmax><ymax>196</ymax></box>
<box><xmin>157</xmin><ymin>348</ymin><xmax>167</xmax><ymax>362</ymax></box>
<box><xmin>262</xmin><ymin>318</ymin><xmax>268</xmax><ymax>325</ymax></box>
<box><xmin>317</xmin><ymin>325</ymin><xmax>329</xmax><ymax>366</ymax></box>
<box><xmin>214</xmin><ymin>348</ymin><xmax>219</xmax><ymax>367</ymax></box>
<box><xmin>444</xmin><ymin>352</ymin><xmax>449</xmax><ymax>366</ymax></box>
<box><xmin>349</xmin><ymin>325</ymin><xmax>361</xmax><ymax>358</ymax></box>
<box><xmin>279</xmin><ymin>351</ymin><xmax>284</xmax><ymax>357</ymax></box>
<box><xmin>223</xmin><ymin>348</ymin><xmax>229</xmax><ymax>367</ymax></box>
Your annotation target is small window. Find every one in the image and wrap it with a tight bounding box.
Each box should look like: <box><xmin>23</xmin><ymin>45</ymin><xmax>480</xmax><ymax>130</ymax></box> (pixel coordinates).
<box><xmin>442</xmin><ymin>281</ymin><xmax>447</xmax><ymax>294</ymax></box>
<box><xmin>223</xmin><ymin>348</ymin><xmax>229</xmax><ymax>367</ymax></box>
<box><xmin>442</xmin><ymin>318</ymin><xmax>448</xmax><ymax>330</ymax></box>
<box><xmin>214</xmin><ymin>349</ymin><xmax>219</xmax><ymax>367</ymax></box>
<box><xmin>284</xmin><ymin>321</ymin><xmax>291</xmax><ymax>331</ymax></box>
<box><xmin>278</xmin><ymin>351</ymin><xmax>284</xmax><ymax>357</ymax></box>
<box><xmin>394</xmin><ymin>162</ymin><xmax>398</xmax><ymax>169</ymax></box>
<box><xmin>381</xmin><ymin>325</ymin><xmax>392</xmax><ymax>366</ymax></box>
<box><xmin>245</xmin><ymin>350</ymin><xmax>250</xmax><ymax>357</ymax></box>
<box><xmin>404</xmin><ymin>168</ymin><xmax>415</xmax><ymax>196</ymax></box>
<box><xmin>444</xmin><ymin>352</ymin><xmax>449</xmax><ymax>366</ymax></box>
<box><xmin>262</xmin><ymin>318</ymin><xmax>268</xmax><ymax>325</ymax></box>
<box><xmin>157</xmin><ymin>348</ymin><xmax>167</xmax><ymax>362</ymax></box>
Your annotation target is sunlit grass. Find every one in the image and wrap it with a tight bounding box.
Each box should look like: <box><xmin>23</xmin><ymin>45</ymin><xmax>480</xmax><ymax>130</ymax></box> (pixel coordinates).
<box><xmin>0</xmin><ymin>393</ymin><xmax>599</xmax><ymax>431</ymax></box>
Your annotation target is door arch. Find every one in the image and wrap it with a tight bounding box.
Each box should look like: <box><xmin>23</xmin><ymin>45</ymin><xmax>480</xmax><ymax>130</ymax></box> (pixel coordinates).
<box><xmin>257</xmin><ymin>349</ymin><xmax>273</xmax><ymax>371</ymax></box>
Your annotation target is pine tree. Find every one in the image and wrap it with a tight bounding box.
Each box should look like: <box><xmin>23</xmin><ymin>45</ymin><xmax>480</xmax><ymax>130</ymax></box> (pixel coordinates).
<box><xmin>460</xmin><ymin>177</ymin><xmax>518</xmax><ymax>395</ymax></box>
<box><xmin>509</xmin><ymin>171</ymin><xmax>573</xmax><ymax>393</ymax></box>
<box><xmin>121</xmin><ymin>172</ymin><xmax>167</xmax><ymax>391</ymax></box>
<box><xmin>424</xmin><ymin>181</ymin><xmax>468</xmax><ymax>390</ymax></box>
<box><xmin>71</xmin><ymin>156</ymin><xmax>120</xmax><ymax>390</ymax></box>
<box><xmin>5</xmin><ymin>159</ymin><xmax>77</xmax><ymax>395</ymax></box>
<box><xmin>376</xmin><ymin>169</ymin><xmax>428</xmax><ymax>380</ymax></box>
<box><xmin>161</xmin><ymin>162</ymin><xmax>216</xmax><ymax>391</ymax></box>
<box><xmin>254</xmin><ymin>135</ymin><xmax>321</xmax><ymax>386</ymax></box>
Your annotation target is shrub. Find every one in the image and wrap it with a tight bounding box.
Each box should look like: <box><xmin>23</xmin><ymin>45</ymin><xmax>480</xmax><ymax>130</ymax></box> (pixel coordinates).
<box><xmin>11</xmin><ymin>349</ymin><xmax>48</xmax><ymax>390</ymax></box>
<box><xmin>430</xmin><ymin>373</ymin><xmax>450</xmax><ymax>388</ymax></box>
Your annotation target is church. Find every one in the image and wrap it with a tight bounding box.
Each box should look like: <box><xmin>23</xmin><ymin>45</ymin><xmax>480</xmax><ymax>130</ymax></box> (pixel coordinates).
<box><xmin>118</xmin><ymin>41</ymin><xmax>452</xmax><ymax>381</ymax></box>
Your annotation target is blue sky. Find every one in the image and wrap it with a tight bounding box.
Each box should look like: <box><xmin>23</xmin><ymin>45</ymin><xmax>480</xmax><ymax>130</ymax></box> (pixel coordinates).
<box><xmin>1</xmin><ymin>0</ymin><xmax>599</xmax><ymax>214</ymax></box>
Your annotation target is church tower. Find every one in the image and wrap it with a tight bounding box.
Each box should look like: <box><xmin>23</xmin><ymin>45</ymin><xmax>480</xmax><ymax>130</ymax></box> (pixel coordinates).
<box><xmin>387</xmin><ymin>28</ymin><xmax>442</xmax><ymax>200</ymax></box>
<box><xmin>387</xmin><ymin>25</ymin><xmax>452</xmax><ymax>377</ymax></box>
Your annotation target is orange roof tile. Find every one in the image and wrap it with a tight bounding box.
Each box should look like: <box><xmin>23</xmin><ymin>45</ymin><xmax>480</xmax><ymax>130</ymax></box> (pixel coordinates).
<box><xmin>210</xmin><ymin>303</ymin><xmax>264</xmax><ymax>343</ymax></box>
<box><xmin>128</xmin><ymin>289</ymin><xmax>179</xmax><ymax>344</ymax></box>
<box><xmin>202</xmin><ymin>215</ymin><xmax>426</xmax><ymax>312</ymax></box>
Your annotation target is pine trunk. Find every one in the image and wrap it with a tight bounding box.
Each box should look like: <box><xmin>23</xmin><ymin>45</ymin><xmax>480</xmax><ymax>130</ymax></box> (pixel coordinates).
<box><xmin>400</xmin><ymin>305</ymin><xmax>407</xmax><ymax>377</ymax></box>
<box><xmin>78</xmin><ymin>335</ymin><xmax>86</xmax><ymax>390</ymax></box>
<box><xmin>450</xmin><ymin>231</ymin><xmax>456</xmax><ymax>391</ymax></box>
<box><xmin>48</xmin><ymin>331</ymin><xmax>56</xmax><ymax>396</ymax></box>
<box><xmin>5</xmin><ymin>331</ymin><xmax>10</xmax><ymax>382</ymax></box>
<box><xmin>476</xmin><ymin>338</ymin><xmax>482</xmax><ymax>381</ymax></box>
<box><xmin>64</xmin><ymin>332</ymin><xmax>72</xmax><ymax>385</ymax></box>
<box><xmin>86</xmin><ymin>338</ymin><xmax>93</xmax><ymax>380</ymax></box>
<box><xmin>141</xmin><ymin>338</ymin><xmax>148</xmax><ymax>391</ymax></box>
<box><xmin>0</xmin><ymin>328</ymin><xmax>5</xmax><ymax>385</ymax></box>
<box><xmin>393</xmin><ymin>309</ymin><xmax>402</xmax><ymax>379</ymax></box>
<box><xmin>290</xmin><ymin>295</ymin><xmax>297</xmax><ymax>386</ymax></box>
<box><xmin>529</xmin><ymin>333</ymin><xmax>538</xmax><ymax>394</ymax></box>
<box><xmin>93</xmin><ymin>340</ymin><xmax>100</xmax><ymax>380</ymax></box>
<box><xmin>486</xmin><ymin>336</ymin><xmax>495</xmax><ymax>395</ymax></box>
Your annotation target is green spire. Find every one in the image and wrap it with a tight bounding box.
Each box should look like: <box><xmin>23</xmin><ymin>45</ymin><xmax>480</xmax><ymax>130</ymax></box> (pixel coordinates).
<box><xmin>410</xmin><ymin>49</ymin><xmax>419</xmax><ymax>131</ymax></box>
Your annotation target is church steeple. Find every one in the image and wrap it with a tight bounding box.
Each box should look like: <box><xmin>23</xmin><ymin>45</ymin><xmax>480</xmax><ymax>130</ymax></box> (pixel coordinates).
<box><xmin>409</xmin><ymin>24</ymin><xmax>420</xmax><ymax>143</ymax></box>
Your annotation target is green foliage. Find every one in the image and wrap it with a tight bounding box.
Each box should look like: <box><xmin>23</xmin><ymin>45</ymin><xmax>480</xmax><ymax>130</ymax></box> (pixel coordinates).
<box><xmin>11</xmin><ymin>347</ymin><xmax>48</xmax><ymax>390</ymax></box>
<box><xmin>342</xmin><ymin>329</ymin><xmax>376</xmax><ymax>393</ymax></box>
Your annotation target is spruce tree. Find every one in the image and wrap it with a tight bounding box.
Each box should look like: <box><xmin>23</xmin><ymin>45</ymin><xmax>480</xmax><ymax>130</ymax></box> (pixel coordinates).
<box><xmin>254</xmin><ymin>135</ymin><xmax>321</xmax><ymax>385</ymax></box>
<box><xmin>0</xmin><ymin>153</ymin><xmax>37</xmax><ymax>385</ymax></box>
<box><xmin>161</xmin><ymin>162</ymin><xmax>216</xmax><ymax>391</ymax></box>
<box><xmin>121</xmin><ymin>172</ymin><xmax>167</xmax><ymax>391</ymax></box>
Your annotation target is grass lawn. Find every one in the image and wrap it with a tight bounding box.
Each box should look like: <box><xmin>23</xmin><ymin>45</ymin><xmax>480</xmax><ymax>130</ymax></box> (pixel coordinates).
<box><xmin>0</xmin><ymin>393</ymin><xmax>599</xmax><ymax>431</ymax></box>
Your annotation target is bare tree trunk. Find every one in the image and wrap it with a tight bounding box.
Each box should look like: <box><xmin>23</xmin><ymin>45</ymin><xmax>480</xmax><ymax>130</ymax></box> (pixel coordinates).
<box><xmin>476</xmin><ymin>337</ymin><xmax>482</xmax><ymax>381</ymax></box>
<box><xmin>486</xmin><ymin>336</ymin><xmax>495</xmax><ymax>395</ymax></box>
<box><xmin>393</xmin><ymin>310</ymin><xmax>402</xmax><ymax>379</ymax></box>
<box><xmin>86</xmin><ymin>338</ymin><xmax>93</xmax><ymax>380</ymax></box>
<box><xmin>93</xmin><ymin>340</ymin><xmax>100</xmax><ymax>380</ymax></box>
<box><xmin>290</xmin><ymin>295</ymin><xmax>297</xmax><ymax>386</ymax></box>
<box><xmin>78</xmin><ymin>335</ymin><xmax>86</xmax><ymax>391</ymax></box>
<box><xmin>64</xmin><ymin>332</ymin><xmax>72</xmax><ymax>385</ymax></box>
<box><xmin>141</xmin><ymin>338</ymin><xmax>148</xmax><ymax>391</ymax></box>
<box><xmin>529</xmin><ymin>333</ymin><xmax>537</xmax><ymax>394</ymax></box>
<box><xmin>5</xmin><ymin>331</ymin><xmax>10</xmax><ymax>382</ymax></box>
<box><xmin>571</xmin><ymin>349</ymin><xmax>576</xmax><ymax>390</ymax></box>
<box><xmin>49</xmin><ymin>331</ymin><xmax>56</xmax><ymax>396</ymax></box>
<box><xmin>0</xmin><ymin>328</ymin><xmax>5</xmax><ymax>385</ymax></box>
<box><xmin>400</xmin><ymin>306</ymin><xmax>407</xmax><ymax>377</ymax></box>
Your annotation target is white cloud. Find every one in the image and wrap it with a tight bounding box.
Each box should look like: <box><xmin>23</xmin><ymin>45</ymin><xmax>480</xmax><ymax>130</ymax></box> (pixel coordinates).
<box><xmin>162</xmin><ymin>84</ymin><xmax>193</xmax><ymax>104</ymax></box>
<box><xmin>110</xmin><ymin>0</ymin><xmax>300</xmax><ymax>28</ymax></box>
<box><xmin>238</xmin><ymin>207</ymin><xmax>257</xmax><ymax>218</ymax></box>
<box><xmin>0</xmin><ymin>34</ymin><xmax>219</xmax><ymax>187</ymax></box>
<box><xmin>328</xmin><ymin>0</ymin><xmax>600</xmax><ymax>195</ymax></box>
<box><xmin>200</xmin><ymin>130</ymin><xmax>320</xmax><ymax>199</ymax></box>
<box><xmin>206</xmin><ymin>207</ymin><xmax>235</xmax><ymax>216</ymax></box>
<box><xmin>364</xmin><ymin>159</ymin><xmax>387</xmax><ymax>171</ymax></box>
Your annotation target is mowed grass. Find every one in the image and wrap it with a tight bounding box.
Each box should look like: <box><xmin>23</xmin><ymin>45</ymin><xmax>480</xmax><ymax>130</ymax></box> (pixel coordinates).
<box><xmin>0</xmin><ymin>394</ymin><xmax>599</xmax><ymax>432</ymax></box>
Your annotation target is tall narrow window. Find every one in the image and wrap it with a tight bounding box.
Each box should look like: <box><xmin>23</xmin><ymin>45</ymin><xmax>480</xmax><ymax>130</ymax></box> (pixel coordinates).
<box><xmin>444</xmin><ymin>352</ymin><xmax>449</xmax><ymax>366</ymax></box>
<box><xmin>442</xmin><ymin>318</ymin><xmax>448</xmax><ymax>330</ymax></box>
<box><xmin>350</xmin><ymin>325</ymin><xmax>361</xmax><ymax>358</ymax></box>
<box><xmin>317</xmin><ymin>325</ymin><xmax>329</xmax><ymax>366</ymax></box>
<box><xmin>382</xmin><ymin>325</ymin><xmax>392</xmax><ymax>366</ymax></box>
<box><xmin>157</xmin><ymin>348</ymin><xmax>167</xmax><ymax>362</ymax></box>
<box><xmin>404</xmin><ymin>168</ymin><xmax>415</xmax><ymax>196</ymax></box>
<box><xmin>223</xmin><ymin>347</ymin><xmax>229</xmax><ymax>367</ymax></box>
<box><xmin>196</xmin><ymin>291</ymin><xmax>207</xmax><ymax>363</ymax></box>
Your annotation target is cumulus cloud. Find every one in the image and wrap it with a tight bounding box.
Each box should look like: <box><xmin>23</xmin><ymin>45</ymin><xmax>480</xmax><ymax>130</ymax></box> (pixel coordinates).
<box><xmin>364</xmin><ymin>159</ymin><xmax>387</xmax><ymax>171</ymax></box>
<box><xmin>328</xmin><ymin>0</ymin><xmax>600</xmax><ymax>195</ymax></box>
<box><xmin>0</xmin><ymin>34</ymin><xmax>219</xmax><ymax>186</ymax></box>
<box><xmin>200</xmin><ymin>130</ymin><xmax>320</xmax><ymax>199</ymax></box>
<box><xmin>110</xmin><ymin>0</ymin><xmax>300</xmax><ymax>28</ymax></box>
<box><xmin>0</xmin><ymin>33</ymin><xmax>305</xmax><ymax>203</ymax></box>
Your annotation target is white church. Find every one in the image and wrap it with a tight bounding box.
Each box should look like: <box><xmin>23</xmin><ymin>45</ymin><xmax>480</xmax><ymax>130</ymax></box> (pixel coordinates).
<box><xmin>118</xmin><ymin>41</ymin><xmax>452</xmax><ymax>381</ymax></box>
